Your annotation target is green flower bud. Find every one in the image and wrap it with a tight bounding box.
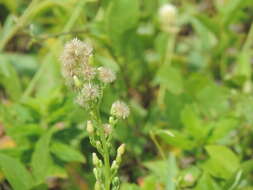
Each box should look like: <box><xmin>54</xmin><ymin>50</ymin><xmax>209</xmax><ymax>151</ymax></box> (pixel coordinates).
<box><xmin>86</xmin><ymin>120</ymin><xmax>94</xmax><ymax>134</ymax></box>
<box><xmin>92</xmin><ymin>153</ymin><xmax>99</xmax><ymax>166</ymax></box>
<box><xmin>73</xmin><ymin>75</ymin><xmax>82</xmax><ymax>88</ymax></box>
<box><xmin>117</xmin><ymin>144</ymin><xmax>126</xmax><ymax>156</ymax></box>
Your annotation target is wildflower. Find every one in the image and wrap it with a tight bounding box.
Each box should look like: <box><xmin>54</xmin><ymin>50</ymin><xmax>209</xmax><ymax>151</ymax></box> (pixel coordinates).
<box><xmin>83</xmin><ymin>64</ymin><xmax>96</xmax><ymax>81</ymax></box>
<box><xmin>158</xmin><ymin>4</ymin><xmax>178</xmax><ymax>33</ymax></box>
<box><xmin>61</xmin><ymin>38</ymin><xmax>92</xmax><ymax>64</ymax></box>
<box><xmin>111</xmin><ymin>101</ymin><xmax>130</xmax><ymax>119</ymax></box>
<box><xmin>81</xmin><ymin>83</ymin><xmax>100</xmax><ymax>101</ymax></box>
<box><xmin>98</xmin><ymin>67</ymin><xmax>116</xmax><ymax>83</ymax></box>
<box><xmin>75</xmin><ymin>83</ymin><xmax>100</xmax><ymax>107</ymax></box>
<box><xmin>103</xmin><ymin>124</ymin><xmax>112</xmax><ymax>135</ymax></box>
<box><xmin>60</xmin><ymin>38</ymin><xmax>93</xmax><ymax>84</ymax></box>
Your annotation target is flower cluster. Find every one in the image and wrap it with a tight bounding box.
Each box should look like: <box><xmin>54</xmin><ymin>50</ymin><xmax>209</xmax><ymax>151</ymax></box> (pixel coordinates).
<box><xmin>60</xmin><ymin>38</ymin><xmax>117</xmax><ymax>108</ymax></box>
<box><xmin>60</xmin><ymin>38</ymin><xmax>130</xmax><ymax>190</ymax></box>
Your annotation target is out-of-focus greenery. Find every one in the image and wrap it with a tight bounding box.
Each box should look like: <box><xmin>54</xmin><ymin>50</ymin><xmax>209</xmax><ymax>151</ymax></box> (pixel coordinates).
<box><xmin>0</xmin><ymin>0</ymin><xmax>253</xmax><ymax>189</ymax></box>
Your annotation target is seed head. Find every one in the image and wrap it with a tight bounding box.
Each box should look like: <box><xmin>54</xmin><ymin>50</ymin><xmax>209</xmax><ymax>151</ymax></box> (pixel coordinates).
<box><xmin>75</xmin><ymin>83</ymin><xmax>100</xmax><ymax>107</ymax></box>
<box><xmin>82</xmin><ymin>83</ymin><xmax>100</xmax><ymax>101</ymax></box>
<box><xmin>61</xmin><ymin>38</ymin><xmax>92</xmax><ymax>63</ymax></box>
<box><xmin>60</xmin><ymin>38</ymin><xmax>93</xmax><ymax>85</ymax></box>
<box><xmin>111</xmin><ymin>100</ymin><xmax>130</xmax><ymax>119</ymax></box>
<box><xmin>83</xmin><ymin>64</ymin><xmax>96</xmax><ymax>81</ymax></box>
<box><xmin>98</xmin><ymin>67</ymin><xmax>116</xmax><ymax>83</ymax></box>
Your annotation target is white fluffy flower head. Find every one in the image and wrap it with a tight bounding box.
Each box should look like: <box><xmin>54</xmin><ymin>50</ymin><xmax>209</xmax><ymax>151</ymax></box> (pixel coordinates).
<box><xmin>60</xmin><ymin>38</ymin><xmax>93</xmax><ymax>86</ymax></box>
<box><xmin>111</xmin><ymin>100</ymin><xmax>130</xmax><ymax>119</ymax></box>
<box><xmin>98</xmin><ymin>67</ymin><xmax>116</xmax><ymax>83</ymax></box>
<box><xmin>82</xmin><ymin>83</ymin><xmax>100</xmax><ymax>101</ymax></box>
<box><xmin>83</xmin><ymin>64</ymin><xmax>96</xmax><ymax>81</ymax></box>
<box><xmin>158</xmin><ymin>4</ymin><xmax>178</xmax><ymax>33</ymax></box>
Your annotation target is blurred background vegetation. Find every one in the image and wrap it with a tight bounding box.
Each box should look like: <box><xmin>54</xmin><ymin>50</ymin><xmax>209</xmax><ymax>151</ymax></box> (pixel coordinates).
<box><xmin>0</xmin><ymin>0</ymin><xmax>253</xmax><ymax>189</ymax></box>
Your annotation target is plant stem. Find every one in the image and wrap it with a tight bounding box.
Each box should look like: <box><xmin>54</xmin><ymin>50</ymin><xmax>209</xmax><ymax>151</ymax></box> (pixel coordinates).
<box><xmin>94</xmin><ymin>107</ymin><xmax>111</xmax><ymax>189</ymax></box>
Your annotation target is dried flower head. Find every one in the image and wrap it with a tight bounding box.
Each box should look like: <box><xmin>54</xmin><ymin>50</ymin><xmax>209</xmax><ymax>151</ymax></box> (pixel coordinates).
<box><xmin>83</xmin><ymin>64</ymin><xmax>96</xmax><ymax>81</ymax></box>
<box><xmin>111</xmin><ymin>101</ymin><xmax>130</xmax><ymax>119</ymax></box>
<box><xmin>98</xmin><ymin>67</ymin><xmax>116</xmax><ymax>83</ymax></box>
<box><xmin>60</xmin><ymin>38</ymin><xmax>93</xmax><ymax>85</ymax></box>
<box><xmin>75</xmin><ymin>83</ymin><xmax>100</xmax><ymax>107</ymax></box>
<box><xmin>82</xmin><ymin>83</ymin><xmax>100</xmax><ymax>101</ymax></box>
<box><xmin>158</xmin><ymin>4</ymin><xmax>178</xmax><ymax>33</ymax></box>
<box><xmin>61</xmin><ymin>38</ymin><xmax>92</xmax><ymax>63</ymax></box>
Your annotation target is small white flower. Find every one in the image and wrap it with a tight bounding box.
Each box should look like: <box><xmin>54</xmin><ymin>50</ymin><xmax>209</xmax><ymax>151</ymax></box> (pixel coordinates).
<box><xmin>98</xmin><ymin>67</ymin><xmax>116</xmax><ymax>83</ymax></box>
<box><xmin>111</xmin><ymin>100</ymin><xmax>130</xmax><ymax>119</ymax></box>
<box><xmin>75</xmin><ymin>83</ymin><xmax>100</xmax><ymax>107</ymax></box>
<box><xmin>158</xmin><ymin>4</ymin><xmax>178</xmax><ymax>33</ymax></box>
<box><xmin>82</xmin><ymin>83</ymin><xmax>100</xmax><ymax>101</ymax></box>
<box><xmin>60</xmin><ymin>38</ymin><xmax>93</xmax><ymax>84</ymax></box>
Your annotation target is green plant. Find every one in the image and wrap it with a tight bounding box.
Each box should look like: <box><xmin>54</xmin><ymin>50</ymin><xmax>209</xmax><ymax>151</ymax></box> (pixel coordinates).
<box><xmin>60</xmin><ymin>38</ymin><xmax>130</xmax><ymax>190</ymax></box>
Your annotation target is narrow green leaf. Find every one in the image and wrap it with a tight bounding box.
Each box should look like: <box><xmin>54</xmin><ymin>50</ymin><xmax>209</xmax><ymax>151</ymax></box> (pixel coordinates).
<box><xmin>0</xmin><ymin>154</ymin><xmax>34</xmax><ymax>190</ymax></box>
<box><xmin>31</xmin><ymin>128</ymin><xmax>55</xmax><ymax>184</ymax></box>
<box><xmin>50</xmin><ymin>141</ymin><xmax>85</xmax><ymax>163</ymax></box>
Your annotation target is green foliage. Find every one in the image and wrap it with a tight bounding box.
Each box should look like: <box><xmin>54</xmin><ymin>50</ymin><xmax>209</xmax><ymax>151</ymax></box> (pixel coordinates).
<box><xmin>0</xmin><ymin>0</ymin><xmax>253</xmax><ymax>189</ymax></box>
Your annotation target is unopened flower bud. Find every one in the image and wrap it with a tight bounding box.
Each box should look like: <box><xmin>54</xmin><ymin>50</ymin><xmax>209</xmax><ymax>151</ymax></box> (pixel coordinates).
<box><xmin>117</xmin><ymin>144</ymin><xmax>126</xmax><ymax>156</ymax></box>
<box><xmin>109</xmin><ymin>116</ymin><xmax>117</xmax><ymax>125</ymax></box>
<box><xmin>73</xmin><ymin>75</ymin><xmax>82</xmax><ymax>88</ymax></box>
<box><xmin>92</xmin><ymin>153</ymin><xmax>99</xmax><ymax>166</ymax></box>
<box><xmin>112</xmin><ymin>177</ymin><xmax>120</xmax><ymax>187</ymax></box>
<box><xmin>93</xmin><ymin>168</ymin><xmax>99</xmax><ymax>179</ymax></box>
<box><xmin>96</xmin><ymin>141</ymin><xmax>102</xmax><ymax>150</ymax></box>
<box><xmin>86</xmin><ymin>120</ymin><xmax>94</xmax><ymax>134</ymax></box>
<box><xmin>111</xmin><ymin>160</ymin><xmax>118</xmax><ymax>171</ymax></box>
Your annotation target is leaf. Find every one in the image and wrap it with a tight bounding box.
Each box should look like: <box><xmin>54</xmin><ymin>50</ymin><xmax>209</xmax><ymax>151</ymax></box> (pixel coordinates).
<box><xmin>154</xmin><ymin>65</ymin><xmax>184</xmax><ymax>94</ymax></box>
<box><xmin>181</xmin><ymin>104</ymin><xmax>208</xmax><ymax>140</ymax></box>
<box><xmin>196</xmin><ymin>84</ymin><xmax>229</xmax><ymax>116</ymax></box>
<box><xmin>105</xmin><ymin>0</ymin><xmax>139</xmax><ymax>49</ymax></box>
<box><xmin>194</xmin><ymin>172</ymin><xmax>222</xmax><ymax>190</ymax></box>
<box><xmin>208</xmin><ymin>118</ymin><xmax>238</xmax><ymax>143</ymax></box>
<box><xmin>50</xmin><ymin>141</ymin><xmax>85</xmax><ymax>163</ymax></box>
<box><xmin>157</xmin><ymin>129</ymin><xmax>195</xmax><ymax>150</ymax></box>
<box><xmin>203</xmin><ymin>145</ymin><xmax>240</xmax><ymax>179</ymax></box>
<box><xmin>0</xmin><ymin>54</ymin><xmax>22</xmax><ymax>100</ymax></box>
<box><xmin>0</xmin><ymin>154</ymin><xmax>34</xmax><ymax>190</ymax></box>
<box><xmin>31</xmin><ymin>128</ymin><xmax>55</xmax><ymax>184</ymax></box>
<box><xmin>144</xmin><ymin>154</ymin><xmax>178</xmax><ymax>189</ymax></box>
